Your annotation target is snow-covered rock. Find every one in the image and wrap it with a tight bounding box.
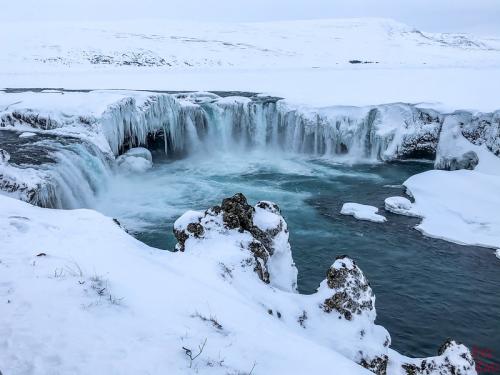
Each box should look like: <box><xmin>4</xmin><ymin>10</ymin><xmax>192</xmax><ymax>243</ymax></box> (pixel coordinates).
<box><xmin>116</xmin><ymin>147</ymin><xmax>153</xmax><ymax>173</ymax></box>
<box><xmin>384</xmin><ymin>196</ymin><xmax>420</xmax><ymax>217</ymax></box>
<box><xmin>390</xmin><ymin>339</ymin><xmax>476</xmax><ymax>375</ymax></box>
<box><xmin>402</xmin><ymin>170</ymin><xmax>500</xmax><ymax>249</ymax></box>
<box><xmin>341</xmin><ymin>202</ymin><xmax>387</xmax><ymax>223</ymax></box>
<box><xmin>314</xmin><ymin>256</ymin><xmax>390</xmax><ymax>374</ymax></box>
<box><xmin>174</xmin><ymin>193</ymin><xmax>298</xmax><ymax>291</ymax></box>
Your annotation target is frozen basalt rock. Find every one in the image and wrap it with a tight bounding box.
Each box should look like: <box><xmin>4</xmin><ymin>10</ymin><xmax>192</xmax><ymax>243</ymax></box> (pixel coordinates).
<box><xmin>0</xmin><ymin>149</ymin><xmax>10</xmax><ymax>164</ymax></box>
<box><xmin>460</xmin><ymin>110</ymin><xmax>500</xmax><ymax>157</ymax></box>
<box><xmin>173</xmin><ymin>193</ymin><xmax>298</xmax><ymax>291</ymax></box>
<box><xmin>341</xmin><ymin>203</ymin><xmax>387</xmax><ymax>223</ymax></box>
<box><xmin>400</xmin><ymin>339</ymin><xmax>476</xmax><ymax>375</ymax></box>
<box><xmin>434</xmin><ymin>114</ymin><xmax>487</xmax><ymax>172</ymax></box>
<box><xmin>316</xmin><ymin>256</ymin><xmax>391</xmax><ymax>374</ymax></box>
<box><xmin>321</xmin><ymin>256</ymin><xmax>375</xmax><ymax>321</ymax></box>
<box><xmin>116</xmin><ymin>147</ymin><xmax>153</xmax><ymax>173</ymax></box>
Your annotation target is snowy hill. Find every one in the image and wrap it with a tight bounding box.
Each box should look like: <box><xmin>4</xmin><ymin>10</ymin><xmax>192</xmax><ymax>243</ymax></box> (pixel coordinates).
<box><xmin>1</xmin><ymin>18</ymin><xmax>499</xmax><ymax>70</ymax></box>
<box><xmin>1</xmin><ymin>18</ymin><xmax>500</xmax><ymax>110</ymax></box>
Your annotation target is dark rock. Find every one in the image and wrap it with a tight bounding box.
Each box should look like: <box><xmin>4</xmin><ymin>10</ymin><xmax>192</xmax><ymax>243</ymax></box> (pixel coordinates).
<box><xmin>322</xmin><ymin>257</ymin><xmax>373</xmax><ymax>320</ymax></box>
<box><xmin>361</xmin><ymin>355</ymin><xmax>388</xmax><ymax>375</ymax></box>
<box><xmin>173</xmin><ymin>228</ymin><xmax>190</xmax><ymax>252</ymax></box>
<box><xmin>186</xmin><ymin>222</ymin><xmax>204</xmax><ymax>238</ymax></box>
<box><xmin>400</xmin><ymin>339</ymin><xmax>476</xmax><ymax>375</ymax></box>
<box><xmin>221</xmin><ymin>193</ymin><xmax>254</xmax><ymax>231</ymax></box>
<box><xmin>173</xmin><ymin>193</ymin><xmax>288</xmax><ymax>284</ymax></box>
<box><xmin>0</xmin><ymin>149</ymin><xmax>10</xmax><ymax>164</ymax></box>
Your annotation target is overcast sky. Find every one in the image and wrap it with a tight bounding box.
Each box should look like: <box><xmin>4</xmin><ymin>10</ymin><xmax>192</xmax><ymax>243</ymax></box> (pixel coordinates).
<box><xmin>3</xmin><ymin>0</ymin><xmax>500</xmax><ymax>35</ymax></box>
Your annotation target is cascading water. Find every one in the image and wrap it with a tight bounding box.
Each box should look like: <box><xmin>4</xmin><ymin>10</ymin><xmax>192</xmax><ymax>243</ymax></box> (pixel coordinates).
<box><xmin>3</xmin><ymin>90</ymin><xmax>498</xmax><ymax>210</ymax></box>
<box><xmin>0</xmin><ymin>131</ymin><xmax>111</xmax><ymax>209</ymax></box>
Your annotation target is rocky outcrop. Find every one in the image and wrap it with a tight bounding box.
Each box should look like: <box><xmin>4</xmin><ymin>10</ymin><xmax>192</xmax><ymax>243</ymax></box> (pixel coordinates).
<box><xmin>400</xmin><ymin>339</ymin><xmax>476</xmax><ymax>375</ymax></box>
<box><xmin>322</xmin><ymin>256</ymin><xmax>375</xmax><ymax>321</ymax></box>
<box><xmin>173</xmin><ymin>193</ymin><xmax>298</xmax><ymax>291</ymax></box>
<box><xmin>317</xmin><ymin>256</ymin><xmax>390</xmax><ymax>374</ymax></box>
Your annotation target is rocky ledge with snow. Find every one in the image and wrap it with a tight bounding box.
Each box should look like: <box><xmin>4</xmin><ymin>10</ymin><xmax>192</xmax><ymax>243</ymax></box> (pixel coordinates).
<box><xmin>0</xmin><ymin>192</ymin><xmax>477</xmax><ymax>374</ymax></box>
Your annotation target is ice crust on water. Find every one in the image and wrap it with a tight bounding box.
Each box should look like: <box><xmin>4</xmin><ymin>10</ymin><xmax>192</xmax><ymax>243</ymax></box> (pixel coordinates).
<box><xmin>341</xmin><ymin>202</ymin><xmax>387</xmax><ymax>223</ymax></box>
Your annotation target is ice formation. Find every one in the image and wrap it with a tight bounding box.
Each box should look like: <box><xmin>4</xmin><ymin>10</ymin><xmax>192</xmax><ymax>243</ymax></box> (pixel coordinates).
<box><xmin>116</xmin><ymin>147</ymin><xmax>153</xmax><ymax>173</ymax></box>
<box><xmin>341</xmin><ymin>203</ymin><xmax>387</xmax><ymax>223</ymax></box>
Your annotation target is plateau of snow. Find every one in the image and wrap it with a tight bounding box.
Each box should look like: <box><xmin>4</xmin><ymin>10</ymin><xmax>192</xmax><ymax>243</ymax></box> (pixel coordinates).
<box><xmin>1</xmin><ymin>18</ymin><xmax>500</xmax><ymax>111</ymax></box>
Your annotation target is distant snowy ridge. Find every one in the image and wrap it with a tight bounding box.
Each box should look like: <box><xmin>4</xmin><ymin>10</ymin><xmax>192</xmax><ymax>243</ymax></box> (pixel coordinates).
<box><xmin>1</xmin><ymin>18</ymin><xmax>499</xmax><ymax>72</ymax></box>
<box><xmin>0</xmin><ymin>89</ymin><xmax>499</xmax><ymax>208</ymax></box>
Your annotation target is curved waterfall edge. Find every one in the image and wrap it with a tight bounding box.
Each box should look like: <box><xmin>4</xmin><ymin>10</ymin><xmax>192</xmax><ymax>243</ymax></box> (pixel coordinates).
<box><xmin>0</xmin><ymin>90</ymin><xmax>499</xmax><ymax>208</ymax></box>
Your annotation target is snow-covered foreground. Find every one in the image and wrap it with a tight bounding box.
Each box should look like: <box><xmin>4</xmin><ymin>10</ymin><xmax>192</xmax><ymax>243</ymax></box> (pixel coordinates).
<box><xmin>1</xmin><ymin>18</ymin><xmax>500</xmax><ymax>111</ymax></box>
<box><xmin>0</xmin><ymin>193</ymin><xmax>476</xmax><ymax>374</ymax></box>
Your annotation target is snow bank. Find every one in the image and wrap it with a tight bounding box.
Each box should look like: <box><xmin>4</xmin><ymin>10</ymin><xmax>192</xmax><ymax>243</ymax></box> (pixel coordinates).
<box><xmin>403</xmin><ymin>169</ymin><xmax>500</xmax><ymax>249</ymax></box>
<box><xmin>341</xmin><ymin>202</ymin><xmax>387</xmax><ymax>223</ymax></box>
<box><xmin>395</xmin><ymin>112</ymin><xmax>500</xmax><ymax>251</ymax></box>
<box><xmin>0</xmin><ymin>193</ymin><xmax>477</xmax><ymax>374</ymax></box>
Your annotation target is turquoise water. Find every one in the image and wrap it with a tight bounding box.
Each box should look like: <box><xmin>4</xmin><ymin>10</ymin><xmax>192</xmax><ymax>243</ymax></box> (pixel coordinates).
<box><xmin>94</xmin><ymin>151</ymin><xmax>500</xmax><ymax>360</ymax></box>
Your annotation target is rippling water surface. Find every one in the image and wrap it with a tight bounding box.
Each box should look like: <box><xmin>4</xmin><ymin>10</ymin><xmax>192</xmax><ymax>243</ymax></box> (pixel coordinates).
<box><xmin>94</xmin><ymin>151</ymin><xmax>500</xmax><ymax>360</ymax></box>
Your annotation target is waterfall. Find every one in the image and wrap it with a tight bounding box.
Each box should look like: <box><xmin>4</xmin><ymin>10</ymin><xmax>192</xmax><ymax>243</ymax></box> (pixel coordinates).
<box><xmin>2</xmin><ymin>91</ymin><xmax>471</xmax><ymax>210</ymax></box>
